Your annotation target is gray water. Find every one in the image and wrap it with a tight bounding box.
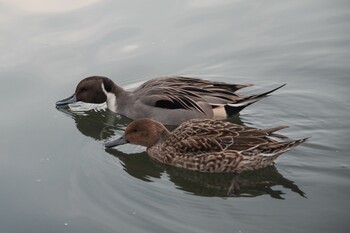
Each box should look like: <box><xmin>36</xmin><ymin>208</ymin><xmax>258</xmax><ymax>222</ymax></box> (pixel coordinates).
<box><xmin>1</xmin><ymin>0</ymin><xmax>350</xmax><ymax>232</ymax></box>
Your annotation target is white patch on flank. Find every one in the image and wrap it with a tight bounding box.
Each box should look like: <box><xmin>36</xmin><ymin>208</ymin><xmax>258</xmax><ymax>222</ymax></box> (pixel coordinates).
<box><xmin>101</xmin><ymin>83</ymin><xmax>117</xmax><ymax>112</ymax></box>
<box><xmin>212</xmin><ymin>106</ymin><xmax>227</xmax><ymax>119</ymax></box>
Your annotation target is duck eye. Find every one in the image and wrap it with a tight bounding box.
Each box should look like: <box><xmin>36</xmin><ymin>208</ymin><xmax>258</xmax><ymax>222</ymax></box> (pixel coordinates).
<box><xmin>80</xmin><ymin>87</ymin><xmax>88</xmax><ymax>92</ymax></box>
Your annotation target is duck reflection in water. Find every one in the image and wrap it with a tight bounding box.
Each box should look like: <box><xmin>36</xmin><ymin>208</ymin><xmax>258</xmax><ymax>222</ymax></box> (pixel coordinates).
<box><xmin>55</xmin><ymin>105</ymin><xmax>306</xmax><ymax>198</ymax></box>
<box><xmin>107</xmin><ymin>148</ymin><xmax>305</xmax><ymax>198</ymax></box>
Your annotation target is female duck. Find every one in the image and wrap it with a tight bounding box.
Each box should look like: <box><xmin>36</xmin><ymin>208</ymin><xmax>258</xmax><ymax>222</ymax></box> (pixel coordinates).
<box><xmin>105</xmin><ymin>118</ymin><xmax>307</xmax><ymax>173</ymax></box>
<box><xmin>56</xmin><ymin>76</ymin><xmax>284</xmax><ymax>125</ymax></box>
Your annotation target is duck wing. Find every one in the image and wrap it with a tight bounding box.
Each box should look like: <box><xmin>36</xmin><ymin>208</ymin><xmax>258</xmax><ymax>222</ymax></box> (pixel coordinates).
<box><xmin>167</xmin><ymin>119</ymin><xmax>274</xmax><ymax>153</ymax></box>
<box><xmin>169</xmin><ymin>135</ymin><xmax>271</xmax><ymax>155</ymax></box>
<box><xmin>139</xmin><ymin>86</ymin><xmax>206</xmax><ymax>113</ymax></box>
<box><xmin>137</xmin><ymin>76</ymin><xmax>252</xmax><ymax>93</ymax></box>
<box><xmin>136</xmin><ymin>76</ymin><xmax>253</xmax><ymax>111</ymax></box>
<box><xmin>168</xmin><ymin>119</ymin><xmax>293</xmax><ymax>153</ymax></box>
<box><xmin>171</xmin><ymin>119</ymin><xmax>264</xmax><ymax>140</ymax></box>
<box><xmin>136</xmin><ymin>76</ymin><xmax>285</xmax><ymax>115</ymax></box>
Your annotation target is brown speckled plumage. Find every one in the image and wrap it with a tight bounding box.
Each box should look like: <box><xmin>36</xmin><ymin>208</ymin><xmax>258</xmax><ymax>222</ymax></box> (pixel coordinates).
<box><xmin>106</xmin><ymin>118</ymin><xmax>307</xmax><ymax>173</ymax></box>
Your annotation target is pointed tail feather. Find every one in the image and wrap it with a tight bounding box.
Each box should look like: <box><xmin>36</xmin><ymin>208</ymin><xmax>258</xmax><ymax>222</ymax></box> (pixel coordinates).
<box><xmin>224</xmin><ymin>84</ymin><xmax>286</xmax><ymax>115</ymax></box>
<box><xmin>248</xmin><ymin>83</ymin><xmax>286</xmax><ymax>100</ymax></box>
<box><xmin>262</xmin><ymin>137</ymin><xmax>309</xmax><ymax>163</ymax></box>
<box><xmin>280</xmin><ymin>137</ymin><xmax>309</xmax><ymax>152</ymax></box>
<box><xmin>263</xmin><ymin>125</ymin><xmax>289</xmax><ymax>139</ymax></box>
<box><xmin>263</xmin><ymin>125</ymin><xmax>289</xmax><ymax>134</ymax></box>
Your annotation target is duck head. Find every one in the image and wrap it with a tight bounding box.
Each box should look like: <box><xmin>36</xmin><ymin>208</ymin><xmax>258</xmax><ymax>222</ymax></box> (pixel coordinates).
<box><xmin>56</xmin><ymin>76</ymin><xmax>115</xmax><ymax>106</ymax></box>
<box><xmin>105</xmin><ymin>118</ymin><xmax>170</xmax><ymax>148</ymax></box>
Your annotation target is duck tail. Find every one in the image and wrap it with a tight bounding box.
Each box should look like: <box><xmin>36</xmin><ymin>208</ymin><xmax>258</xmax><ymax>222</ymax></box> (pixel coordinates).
<box><xmin>224</xmin><ymin>84</ymin><xmax>286</xmax><ymax>116</ymax></box>
<box><xmin>279</xmin><ymin>137</ymin><xmax>309</xmax><ymax>152</ymax></box>
<box><xmin>263</xmin><ymin>125</ymin><xmax>289</xmax><ymax>139</ymax></box>
<box><xmin>262</xmin><ymin>137</ymin><xmax>309</xmax><ymax>162</ymax></box>
<box><xmin>263</xmin><ymin>125</ymin><xmax>289</xmax><ymax>134</ymax></box>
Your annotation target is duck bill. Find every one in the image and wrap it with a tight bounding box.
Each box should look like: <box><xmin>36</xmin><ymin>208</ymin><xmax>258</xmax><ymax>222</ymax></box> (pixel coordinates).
<box><xmin>56</xmin><ymin>94</ymin><xmax>77</xmax><ymax>106</ymax></box>
<box><xmin>104</xmin><ymin>136</ymin><xmax>128</xmax><ymax>148</ymax></box>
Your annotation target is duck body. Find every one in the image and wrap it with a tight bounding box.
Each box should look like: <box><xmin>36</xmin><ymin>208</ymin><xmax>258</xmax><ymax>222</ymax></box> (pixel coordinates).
<box><xmin>56</xmin><ymin>76</ymin><xmax>285</xmax><ymax>125</ymax></box>
<box><xmin>105</xmin><ymin>118</ymin><xmax>307</xmax><ymax>173</ymax></box>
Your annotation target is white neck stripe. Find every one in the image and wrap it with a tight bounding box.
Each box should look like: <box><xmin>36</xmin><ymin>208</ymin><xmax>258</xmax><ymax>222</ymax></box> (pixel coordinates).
<box><xmin>101</xmin><ymin>83</ymin><xmax>117</xmax><ymax>112</ymax></box>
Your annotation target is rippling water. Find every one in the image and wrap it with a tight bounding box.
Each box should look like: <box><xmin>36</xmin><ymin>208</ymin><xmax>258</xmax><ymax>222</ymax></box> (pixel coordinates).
<box><xmin>1</xmin><ymin>0</ymin><xmax>349</xmax><ymax>232</ymax></box>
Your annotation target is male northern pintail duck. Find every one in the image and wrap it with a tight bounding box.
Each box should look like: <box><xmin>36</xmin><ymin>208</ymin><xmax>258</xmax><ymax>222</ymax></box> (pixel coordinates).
<box><xmin>105</xmin><ymin>118</ymin><xmax>307</xmax><ymax>173</ymax></box>
<box><xmin>56</xmin><ymin>76</ymin><xmax>285</xmax><ymax>125</ymax></box>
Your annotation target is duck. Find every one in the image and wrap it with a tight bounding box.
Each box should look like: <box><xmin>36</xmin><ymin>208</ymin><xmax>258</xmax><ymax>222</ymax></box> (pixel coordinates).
<box><xmin>56</xmin><ymin>76</ymin><xmax>285</xmax><ymax>125</ymax></box>
<box><xmin>104</xmin><ymin>118</ymin><xmax>307</xmax><ymax>173</ymax></box>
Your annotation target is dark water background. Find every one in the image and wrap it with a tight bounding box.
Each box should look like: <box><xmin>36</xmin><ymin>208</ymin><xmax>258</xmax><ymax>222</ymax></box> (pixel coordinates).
<box><xmin>1</xmin><ymin>0</ymin><xmax>350</xmax><ymax>232</ymax></box>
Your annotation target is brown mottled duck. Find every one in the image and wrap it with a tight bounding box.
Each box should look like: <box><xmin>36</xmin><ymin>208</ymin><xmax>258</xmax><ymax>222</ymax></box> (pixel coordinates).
<box><xmin>105</xmin><ymin>118</ymin><xmax>307</xmax><ymax>174</ymax></box>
